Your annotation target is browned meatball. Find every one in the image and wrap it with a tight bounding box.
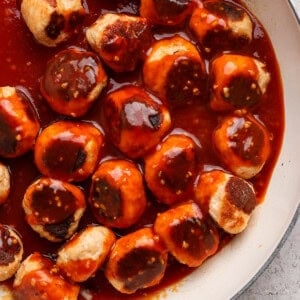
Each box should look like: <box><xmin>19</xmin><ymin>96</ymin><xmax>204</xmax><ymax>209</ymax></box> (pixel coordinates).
<box><xmin>14</xmin><ymin>252</ymin><xmax>79</xmax><ymax>300</ymax></box>
<box><xmin>86</xmin><ymin>13</ymin><xmax>152</xmax><ymax>72</ymax></box>
<box><xmin>103</xmin><ymin>86</ymin><xmax>171</xmax><ymax>158</ymax></box>
<box><xmin>154</xmin><ymin>201</ymin><xmax>219</xmax><ymax>267</ymax></box>
<box><xmin>0</xmin><ymin>162</ymin><xmax>10</xmax><ymax>205</ymax></box>
<box><xmin>0</xmin><ymin>224</ymin><xmax>23</xmax><ymax>282</ymax></box>
<box><xmin>210</xmin><ymin>54</ymin><xmax>270</xmax><ymax>111</ymax></box>
<box><xmin>21</xmin><ymin>0</ymin><xmax>86</xmax><ymax>47</ymax></box>
<box><xmin>0</xmin><ymin>86</ymin><xmax>40</xmax><ymax>158</ymax></box>
<box><xmin>40</xmin><ymin>48</ymin><xmax>108</xmax><ymax>117</ymax></box>
<box><xmin>143</xmin><ymin>35</ymin><xmax>206</xmax><ymax>107</ymax></box>
<box><xmin>144</xmin><ymin>133</ymin><xmax>197</xmax><ymax>205</ymax></box>
<box><xmin>140</xmin><ymin>0</ymin><xmax>196</xmax><ymax>26</ymax></box>
<box><xmin>195</xmin><ymin>170</ymin><xmax>256</xmax><ymax>234</ymax></box>
<box><xmin>213</xmin><ymin>112</ymin><xmax>271</xmax><ymax>179</ymax></box>
<box><xmin>189</xmin><ymin>0</ymin><xmax>253</xmax><ymax>52</ymax></box>
<box><xmin>34</xmin><ymin>121</ymin><xmax>104</xmax><ymax>182</ymax></box>
<box><xmin>89</xmin><ymin>159</ymin><xmax>147</xmax><ymax>229</ymax></box>
<box><xmin>105</xmin><ymin>228</ymin><xmax>168</xmax><ymax>294</ymax></box>
<box><xmin>23</xmin><ymin>177</ymin><xmax>86</xmax><ymax>242</ymax></box>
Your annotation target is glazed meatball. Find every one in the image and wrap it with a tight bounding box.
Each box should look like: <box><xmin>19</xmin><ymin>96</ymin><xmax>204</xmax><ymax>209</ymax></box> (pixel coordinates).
<box><xmin>103</xmin><ymin>86</ymin><xmax>171</xmax><ymax>158</ymax></box>
<box><xmin>189</xmin><ymin>0</ymin><xmax>253</xmax><ymax>51</ymax></box>
<box><xmin>89</xmin><ymin>159</ymin><xmax>147</xmax><ymax>228</ymax></box>
<box><xmin>210</xmin><ymin>54</ymin><xmax>270</xmax><ymax>111</ymax></box>
<box><xmin>86</xmin><ymin>13</ymin><xmax>152</xmax><ymax>72</ymax></box>
<box><xmin>0</xmin><ymin>86</ymin><xmax>40</xmax><ymax>158</ymax></box>
<box><xmin>0</xmin><ymin>163</ymin><xmax>10</xmax><ymax>205</ymax></box>
<box><xmin>14</xmin><ymin>252</ymin><xmax>79</xmax><ymax>300</ymax></box>
<box><xmin>144</xmin><ymin>133</ymin><xmax>197</xmax><ymax>205</ymax></box>
<box><xmin>0</xmin><ymin>225</ymin><xmax>23</xmax><ymax>282</ymax></box>
<box><xmin>195</xmin><ymin>170</ymin><xmax>256</xmax><ymax>234</ymax></box>
<box><xmin>154</xmin><ymin>201</ymin><xmax>219</xmax><ymax>267</ymax></box>
<box><xmin>213</xmin><ymin>112</ymin><xmax>271</xmax><ymax>179</ymax></box>
<box><xmin>21</xmin><ymin>0</ymin><xmax>85</xmax><ymax>47</ymax></box>
<box><xmin>143</xmin><ymin>35</ymin><xmax>206</xmax><ymax>107</ymax></box>
<box><xmin>105</xmin><ymin>228</ymin><xmax>168</xmax><ymax>294</ymax></box>
<box><xmin>57</xmin><ymin>225</ymin><xmax>116</xmax><ymax>282</ymax></box>
<box><xmin>40</xmin><ymin>48</ymin><xmax>108</xmax><ymax>117</ymax></box>
<box><xmin>22</xmin><ymin>177</ymin><xmax>86</xmax><ymax>242</ymax></box>
<box><xmin>34</xmin><ymin>121</ymin><xmax>104</xmax><ymax>182</ymax></box>
<box><xmin>140</xmin><ymin>0</ymin><xmax>196</xmax><ymax>26</ymax></box>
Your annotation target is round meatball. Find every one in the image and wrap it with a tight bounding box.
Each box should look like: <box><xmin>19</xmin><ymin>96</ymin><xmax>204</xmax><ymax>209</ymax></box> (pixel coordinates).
<box><xmin>34</xmin><ymin>121</ymin><xmax>104</xmax><ymax>182</ymax></box>
<box><xmin>140</xmin><ymin>0</ymin><xmax>196</xmax><ymax>26</ymax></box>
<box><xmin>0</xmin><ymin>86</ymin><xmax>40</xmax><ymax>158</ymax></box>
<box><xmin>144</xmin><ymin>133</ymin><xmax>197</xmax><ymax>205</ymax></box>
<box><xmin>21</xmin><ymin>0</ymin><xmax>85</xmax><ymax>47</ymax></box>
<box><xmin>103</xmin><ymin>86</ymin><xmax>171</xmax><ymax>158</ymax></box>
<box><xmin>22</xmin><ymin>177</ymin><xmax>86</xmax><ymax>242</ymax></box>
<box><xmin>105</xmin><ymin>228</ymin><xmax>168</xmax><ymax>294</ymax></box>
<box><xmin>0</xmin><ymin>163</ymin><xmax>10</xmax><ymax>205</ymax></box>
<box><xmin>89</xmin><ymin>159</ymin><xmax>147</xmax><ymax>228</ymax></box>
<box><xmin>213</xmin><ymin>112</ymin><xmax>271</xmax><ymax>179</ymax></box>
<box><xmin>189</xmin><ymin>1</ymin><xmax>253</xmax><ymax>52</ymax></box>
<box><xmin>86</xmin><ymin>13</ymin><xmax>152</xmax><ymax>72</ymax></box>
<box><xmin>195</xmin><ymin>170</ymin><xmax>256</xmax><ymax>234</ymax></box>
<box><xmin>154</xmin><ymin>201</ymin><xmax>219</xmax><ymax>267</ymax></box>
<box><xmin>14</xmin><ymin>252</ymin><xmax>79</xmax><ymax>300</ymax></box>
<box><xmin>143</xmin><ymin>35</ymin><xmax>206</xmax><ymax>107</ymax></box>
<box><xmin>57</xmin><ymin>225</ymin><xmax>116</xmax><ymax>282</ymax></box>
<box><xmin>210</xmin><ymin>54</ymin><xmax>270</xmax><ymax>111</ymax></box>
<box><xmin>40</xmin><ymin>48</ymin><xmax>108</xmax><ymax>117</ymax></box>
<box><xmin>0</xmin><ymin>224</ymin><xmax>23</xmax><ymax>282</ymax></box>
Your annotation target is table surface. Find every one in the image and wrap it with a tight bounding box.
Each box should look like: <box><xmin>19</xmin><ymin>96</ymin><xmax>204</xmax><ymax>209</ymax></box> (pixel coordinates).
<box><xmin>238</xmin><ymin>1</ymin><xmax>300</xmax><ymax>299</ymax></box>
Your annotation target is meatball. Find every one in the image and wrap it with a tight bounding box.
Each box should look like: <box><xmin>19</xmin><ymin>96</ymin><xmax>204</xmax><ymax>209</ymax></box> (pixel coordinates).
<box><xmin>103</xmin><ymin>86</ymin><xmax>171</xmax><ymax>158</ymax></box>
<box><xmin>40</xmin><ymin>48</ymin><xmax>108</xmax><ymax>117</ymax></box>
<box><xmin>57</xmin><ymin>225</ymin><xmax>116</xmax><ymax>282</ymax></box>
<box><xmin>105</xmin><ymin>228</ymin><xmax>168</xmax><ymax>294</ymax></box>
<box><xmin>0</xmin><ymin>86</ymin><xmax>40</xmax><ymax>158</ymax></box>
<box><xmin>13</xmin><ymin>252</ymin><xmax>79</xmax><ymax>300</ymax></box>
<box><xmin>34</xmin><ymin>121</ymin><xmax>104</xmax><ymax>182</ymax></box>
<box><xmin>189</xmin><ymin>0</ymin><xmax>253</xmax><ymax>51</ymax></box>
<box><xmin>195</xmin><ymin>170</ymin><xmax>256</xmax><ymax>234</ymax></box>
<box><xmin>0</xmin><ymin>163</ymin><xmax>10</xmax><ymax>205</ymax></box>
<box><xmin>86</xmin><ymin>13</ymin><xmax>152</xmax><ymax>72</ymax></box>
<box><xmin>140</xmin><ymin>0</ymin><xmax>196</xmax><ymax>26</ymax></box>
<box><xmin>21</xmin><ymin>0</ymin><xmax>85</xmax><ymax>47</ymax></box>
<box><xmin>144</xmin><ymin>133</ymin><xmax>197</xmax><ymax>205</ymax></box>
<box><xmin>89</xmin><ymin>159</ymin><xmax>147</xmax><ymax>228</ymax></box>
<box><xmin>143</xmin><ymin>35</ymin><xmax>206</xmax><ymax>107</ymax></box>
<box><xmin>213</xmin><ymin>112</ymin><xmax>271</xmax><ymax>179</ymax></box>
<box><xmin>210</xmin><ymin>54</ymin><xmax>270</xmax><ymax>111</ymax></box>
<box><xmin>0</xmin><ymin>224</ymin><xmax>23</xmax><ymax>281</ymax></box>
<box><xmin>154</xmin><ymin>201</ymin><xmax>219</xmax><ymax>267</ymax></box>
<box><xmin>22</xmin><ymin>177</ymin><xmax>86</xmax><ymax>242</ymax></box>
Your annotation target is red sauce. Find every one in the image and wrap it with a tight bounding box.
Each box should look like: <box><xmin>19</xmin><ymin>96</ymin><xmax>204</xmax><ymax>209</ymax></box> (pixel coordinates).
<box><xmin>0</xmin><ymin>0</ymin><xmax>284</xmax><ymax>299</ymax></box>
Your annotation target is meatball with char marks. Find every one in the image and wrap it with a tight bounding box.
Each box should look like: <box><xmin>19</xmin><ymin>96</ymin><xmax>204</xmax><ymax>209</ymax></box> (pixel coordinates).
<box><xmin>0</xmin><ymin>86</ymin><xmax>40</xmax><ymax>158</ymax></box>
<box><xmin>89</xmin><ymin>159</ymin><xmax>147</xmax><ymax>229</ymax></box>
<box><xmin>21</xmin><ymin>0</ymin><xmax>86</xmax><ymax>47</ymax></box>
<box><xmin>22</xmin><ymin>177</ymin><xmax>86</xmax><ymax>242</ymax></box>
<box><xmin>34</xmin><ymin>121</ymin><xmax>104</xmax><ymax>182</ymax></box>
<box><xmin>213</xmin><ymin>112</ymin><xmax>271</xmax><ymax>179</ymax></box>
<box><xmin>0</xmin><ymin>163</ymin><xmax>10</xmax><ymax>205</ymax></box>
<box><xmin>41</xmin><ymin>48</ymin><xmax>107</xmax><ymax>117</ymax></box>
<box><xmin>0</xmin><ymin>224</ymin><xmax>23</xmax><ymax>282</ymax></box>
<box><xmin>143</xmin><ymin>35</ymin><xmax>206</xmax><ymax>107</ymax></box>
<box><xmin>103</xmin><ymin>86</ymin><xmax>171</xmax><ymax>159</ymax></box>
<box><xmin>86</xmin><ymin>13</ymin><xmax>152</xmax><ymax>72</ymax></box>
<box><xmin>154</xmin><ymin>201</ymin><xmax>219</xmax><ymax>267</ymax></box>
<box><xmin>105</xmin><ymin>228</ymin><xmax>168</xmax><ymax>294</ymax></box>
<box><xmin>210</xmin><ymin>54</ymin><xmax>270</xmax><ymax>111</ymax></box>
<box><xmin>144</xmin><ymin>133</ymin><xmax>197</xmax><ymax>205</ymax></box>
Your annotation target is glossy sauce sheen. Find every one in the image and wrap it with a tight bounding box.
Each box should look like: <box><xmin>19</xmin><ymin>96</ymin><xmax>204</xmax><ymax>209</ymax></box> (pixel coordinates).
<box><xmin>0</xmin><ymin>0</ymin><xmax>284</xmax><ymax>299</ymax></box>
